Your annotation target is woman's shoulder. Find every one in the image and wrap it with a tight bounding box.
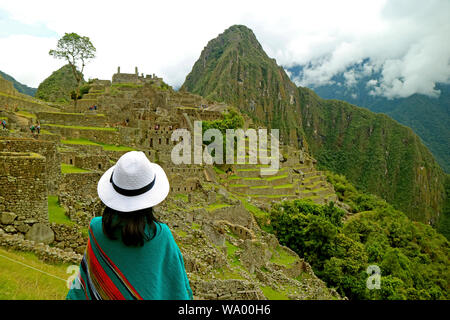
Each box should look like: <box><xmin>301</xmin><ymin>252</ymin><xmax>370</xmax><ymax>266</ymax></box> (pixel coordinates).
<box><xmin>155</xmin><ymin>221</ymin><xmax>171</xmax><ymax>236</ymax></box>
<box><xmin>88</xmin><ymin>216</ymin><xmax>103</xmax><ymax>233</ymax></box>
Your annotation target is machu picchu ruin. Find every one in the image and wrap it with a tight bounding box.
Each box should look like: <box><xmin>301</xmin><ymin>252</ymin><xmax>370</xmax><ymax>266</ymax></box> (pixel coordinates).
<box><xmin>1</xmin><ymin>19</ymin><xmax>449</xmax><ymax>303</ymax></box>
<box><xmin>0</xmin><ymin>68</ymin><xmax>343</xmax><ymax>300</ymax></box>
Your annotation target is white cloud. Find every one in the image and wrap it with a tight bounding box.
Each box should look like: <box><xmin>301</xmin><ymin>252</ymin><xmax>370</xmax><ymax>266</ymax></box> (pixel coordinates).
<box><xmin>0</xmin><ymin>0</ymin><xmax>448</xmax><ymax>99</ymax></box>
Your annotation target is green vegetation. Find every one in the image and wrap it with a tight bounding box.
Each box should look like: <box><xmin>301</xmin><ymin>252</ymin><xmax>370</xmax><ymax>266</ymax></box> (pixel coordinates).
<box><xmin>269</xmin><ymin>191</ymin><xmax>450</xmax><ymax>299</ymax></box>
<box><xmin>270</xmin><ymin>246</ymin><xmax>297</xmax><ymax>266</ymax></box>
<box><xmin>35</xmin><ymin>64</ymin><xmax>84</xmax><ymax>103</ymax></box>
<box><xmin>0</xmin><ymin>70</ymin><xmax>36</xmax><ymax>96</ymax></box>
<box><xmin>15</xmin><ymin>110</ymin><xmax>36</xmax><ymax>119</ymax></box>
<box><xmin>49</xmin><ymin>33</ymin><xmax>96</xmax><ymax>107</ymax></box>
<box><xmin>260</xmin><ymin>286</ymin><xmax>289</xmax><ymax>300</ymax></box>
<box><xmin>48</xmin><ymin>195</ymin><xmax>73</xmax><ymax>225</ymax></box>
<box><xmin>206</xmin><ymin>203</ymin><xmax>231</xmax><ymax>212</ymax></box>
<box><xmin>301</xmin><ymin>91</ymin><xmax>446</xmax><ymax>224</ymax></box>
<box><xmin>202</xmin><ymin>108</ymin><xmax>245</xmax><ymax>163</ymax></box>
<box><xmin>174</xmin><ymin>193</ymin><xmax>188</xmax><ymax>202</ymax></box>
<box><xmin>225</xmin><ymin>240</ymin><xmax>241</xmax><ymax>267</ymax></box>
<box><xmin>437</xmin><ymin>175</ymin><xmax>450</xmax><ymax>240</ymax></box>
<box><xmin>46</xmin><ymin>124</ymin><xmax>117</xmax><ymax>131</ymax></box>
<box><xmin>309</xmin><ymin>78</ymin><xmax>450</xmax><ymax>173</ymax></box>
<box><xmin>61</xmin><ymin>163</ymin><xmax>90</xmax><ymax>173</ymax></box>
<box><xmin>180</xmin><ymin>23</ymin><xmax>446</xmax><ymax>227</ymax></box>
<box><xmin>0</xmin><ymin>247</ymin><xmax>70</xmax><ymax>299</ymax></box>
<box><xmin>62</xmin><ymin>136</ymin><xmax>136</xmax><ymax>152</ymax></box>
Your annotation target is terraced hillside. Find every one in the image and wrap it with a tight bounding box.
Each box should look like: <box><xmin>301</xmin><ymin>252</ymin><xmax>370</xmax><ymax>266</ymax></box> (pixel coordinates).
<box><xmin>181</xmin><ymin>24</ymin><xmax>447</xmax><ymax>227</ymax></box>
<box><xmin>0</xmin><ymin>74</ymin><xmax>342</xmax><ymax>300</ymax></box>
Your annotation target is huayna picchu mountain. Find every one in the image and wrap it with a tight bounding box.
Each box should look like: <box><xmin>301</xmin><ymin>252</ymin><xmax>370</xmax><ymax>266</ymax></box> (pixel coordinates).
<box><xmin>181</xmin><ymin>25</ymin><xmax>307</xmax><ymax>148</ymax></box>
<box><xmin>35</xmin><ymin>64</ymin><xmax>85</xmax><ymax>103</ymax></box>
<box><xmin>181</xmin><ymin>25</ymin><xmax>447</xmax><ymax>226</ymax></box>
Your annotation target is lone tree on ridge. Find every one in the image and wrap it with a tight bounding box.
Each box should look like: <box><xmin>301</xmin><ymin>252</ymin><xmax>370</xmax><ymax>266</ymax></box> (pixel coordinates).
<box><xmin>49</xmin><ymin>32</ymin><xmax>96</xmax><ymax>109</ymax></box>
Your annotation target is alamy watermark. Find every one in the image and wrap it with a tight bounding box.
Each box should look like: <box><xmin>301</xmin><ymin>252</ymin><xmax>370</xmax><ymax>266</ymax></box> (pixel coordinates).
<box><xmin>170</xmin><ymin>121</ymin><xmax>280</xmax><ymax>175</ymax></box>
<box><xmin>366</xmin><ymin>265</ymin><xmax>381</xmax><ymax>290</ymax></box>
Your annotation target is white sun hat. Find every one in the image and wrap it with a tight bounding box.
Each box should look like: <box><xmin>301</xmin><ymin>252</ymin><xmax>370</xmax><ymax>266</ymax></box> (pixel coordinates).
<box><xmin>97</xmin><ymin>151</ymin><xmax>170</xmax><ymax>212</ymax></box>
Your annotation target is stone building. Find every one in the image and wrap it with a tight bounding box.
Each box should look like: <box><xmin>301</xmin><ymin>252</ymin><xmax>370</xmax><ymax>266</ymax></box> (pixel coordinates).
<box><xmin>0</xmin><ymin>151</ymin><xmax>53</xmax><ymax>242</ymax></box>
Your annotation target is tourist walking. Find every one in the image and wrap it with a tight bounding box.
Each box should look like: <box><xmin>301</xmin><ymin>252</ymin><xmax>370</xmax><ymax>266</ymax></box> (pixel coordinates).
<box><xmin>66</xmin><ymin>151</ymin><xmax>193</xmax><ymax>300</ymax></box>
<box><xmin>1</xmin><ymin>119</ymin><xmax>6</xmax><ymax>129</ymax></box>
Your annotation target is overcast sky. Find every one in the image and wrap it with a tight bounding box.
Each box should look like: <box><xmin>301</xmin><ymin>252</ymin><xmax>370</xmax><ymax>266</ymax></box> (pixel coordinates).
<box><xmin>0</xmin><ymin>0</ymin><xmax>448</xmax><ymax>99</ymax></box>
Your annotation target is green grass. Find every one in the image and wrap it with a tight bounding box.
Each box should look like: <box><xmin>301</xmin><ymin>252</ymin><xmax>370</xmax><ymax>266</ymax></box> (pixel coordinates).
<box><xmin>206</xmin><ymin>203</ymin><xmax>231</xmax><ymax>212</ymax></box>
<box><xmin>175</xmin><ymin>229</ymin><xmax>188</xmax><ymax>237</ymax></box>
<box><xmin>213</xmin><ymin>166</ymin><xmax>226</xmax><ymax>174</ymax></box>
<box><xmin>214</xmin><ymin>267</ymin><xmax>244</xmax><ymax>280</ymax></box>
<box><xmin>15</xmin><ymin>110</ymin><xmax>36</xmax><ymax>119</ymax></box>
<box><xmin>175</xmin><ymin>193</ymin><xmax>188</xmax><ymax>202</ymax></box>
<box><xmin>0</xmin><ymin>247</ymin><xmax>71</xmax><ymax>300</ymax></box>
<box><xmin>265</xmin><ymin>174</ymin><xmax>288</xmax><ymax>182</ymax></box>
<box><xmin>61</xmin><ymin>138</ymin><xmax>98</xmax><ymax>146</ymax></box>
<box><xmin>270</xmin><ymin>246</ymin><xmax>298</xmax><ymax>266</ymax></box>
<box><xmin>260</xmin><ymin>286</ymin><xmax>289</xmax><ymax>300</ymax></box>
<box><xmin>273</xmin><ymin>184</ymin><xmax>294</xmax><ymax>189</ymax></box>
<box><xmin>45</xmin><ymin>111</ymin><xmax>105</xmax><ymax>117</ymax></box>
<box><xmin>238</xmin><ymin>196</ymin><xmax>269</xmax><ymax>222</ymax></box>
<box><xmin>61</xmin><ymin>163</ymin><xmax>90</xmax><ymax>174</ymax></box>
<box><xmin>101</xmin><ymin>144</ymin><xmax>135</xmax><ymax>151</ymax></box>
<box><xmin>225</xmin><ymin>240</ymin><xmax>241</xmax><ymax>267</ymax></box>
<box><xmin>229</xmin><ymin>184</ymin><xmax>247</xmax><ymax>188</ymax></box>
<box><xmin>250</xmin><ymin>185</ymin><xmax>270</xmax><ymax>189</ymax></box>
<box><xmin>61</xmin><ymin>138</ymin><xmax>135</xmax><ymax>152</ymax></box>
<box><xmin>45</xmin><ymin>124</ymin><xmax>117</xmax><ymax>131</ymax></box>
<box><xmin>48</xmin><ymin>196</ymin><xmax>74</xmax><ymax>225</ymax></box>
<box><xmin>40</xmin><ymin>129</ymin><xmax>55</xmax><ymax>135</ymax></box>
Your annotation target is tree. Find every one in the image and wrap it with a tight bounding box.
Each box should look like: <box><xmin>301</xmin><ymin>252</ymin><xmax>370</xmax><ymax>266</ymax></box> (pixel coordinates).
<box><xmin>49</xmin><ymin>33</ymin><xmax>96</xmax><ymax>109</ymax></box>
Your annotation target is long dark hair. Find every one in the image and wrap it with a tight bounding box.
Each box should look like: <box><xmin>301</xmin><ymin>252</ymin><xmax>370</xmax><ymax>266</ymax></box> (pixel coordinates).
<box><xmin>102</xmin><ymin>206</ymin><xmax>159</xmax><ymax>247</ymax></box>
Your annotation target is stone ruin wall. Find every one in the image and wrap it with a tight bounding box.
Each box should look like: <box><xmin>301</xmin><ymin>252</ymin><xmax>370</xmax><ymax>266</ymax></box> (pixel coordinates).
<box><xmin>0</xmin><ymin>137</ymin><xmax>60</xmax><ymax>193</ymax></box>
<box><xmin>59</xmin><ymin>172</ymin><xmax>101</xmax><ymax>200</ymax></box>
<box><xmin>42</xmin><ymin>125</ymin><xmax>120</xmax><ymax>145</ymax></box>
<box><xmin>0</xmin><ymin>152</ymin><xmax>48</xmax><ymax>234</ymax></box>
<box><xmin>37</xmin><ymin>112</ymin><xmax>107</xmax><ymax>127</ymax></box>
<box><xmin>74</xmin><ymin>154</ymin><xmax>111</xmax><ymax>172</ymax></box>
<box><xmin>0</xmin><ymin>75</ymin><xmax>16</xmax><ymax>96</ymax></box>
<box><xmin>170</xmin><ymin>177</ymin><xmax>199</xmax><ymax>193</ymax></box>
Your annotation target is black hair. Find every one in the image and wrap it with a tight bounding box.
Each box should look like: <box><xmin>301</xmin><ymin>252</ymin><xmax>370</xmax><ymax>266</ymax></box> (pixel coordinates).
<box><xmin>102</xmin><ymin>206</ymin><xmax>159</xmax><ymax>247</ymax></box>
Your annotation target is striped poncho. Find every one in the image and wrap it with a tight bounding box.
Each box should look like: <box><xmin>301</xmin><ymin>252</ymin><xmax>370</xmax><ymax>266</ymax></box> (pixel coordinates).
<box><xmin>66</xmin><ymin>217</ymin><xmax>193</xmax><ymax>300</ymax></box>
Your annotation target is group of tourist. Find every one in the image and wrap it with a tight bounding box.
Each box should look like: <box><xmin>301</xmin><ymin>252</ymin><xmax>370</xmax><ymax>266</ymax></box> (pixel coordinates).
<box><xmin>89</xmin><ymin>105</ymin><xmax>97</xmax><ymax>111</ymax></box>
<box><xmin>1</xmin><ymin>119</ymin><xmax>6</xmax><ymax>130</ymax></box>
<box><xmin>29</xmin><ymin>121</ymin><xmax>41</xmax><ymax>136</ymax></box>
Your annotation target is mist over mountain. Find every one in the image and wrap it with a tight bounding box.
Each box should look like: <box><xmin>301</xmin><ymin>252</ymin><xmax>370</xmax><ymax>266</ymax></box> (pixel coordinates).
<box><xmin>182</xmin><ymin>25</ymin><xmax>446</xmax><ymax>224</ymax></box>
<box><xmin>286</xmin><ymin>63</ymin><xmax>450</xmax><ymax>173</ymax></box>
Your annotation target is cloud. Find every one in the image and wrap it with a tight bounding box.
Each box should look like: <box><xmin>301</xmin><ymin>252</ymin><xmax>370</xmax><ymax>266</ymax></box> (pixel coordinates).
<box><xmin>0</xmin><ymin>0</ymin><xmax>448</xmax><ymax>99</ymax></box>
<box><xmin>287</xmin><ymin>0</ymin><xmax>450</xmax><ymax>98</ymax></box>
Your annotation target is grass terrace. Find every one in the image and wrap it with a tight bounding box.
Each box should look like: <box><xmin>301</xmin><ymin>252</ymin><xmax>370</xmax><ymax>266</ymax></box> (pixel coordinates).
<box><xmin>206</xmin><ymin>203</ymin><xmax>231</xmax><ymax>212</ymax></box>
<box><xmin>45</xmin><ymin>111</ymin><xmax>105</xmax><ymax>117</ymax></box>
<box><xmin>48</xmin><ymin>195</ymin><xmax>73</xmax><ymax>225</ymax></box>
<box><xmin>15</xmin><ymin>111</ymin><xmax>36</xmax><ymax>119</ymax></box>
<box><xmin>0</xmin><ymin>247</ymin><xmax>71</xmax><ymax>300</ymax></box>
<box><xmin>61</xmin><ymin>138</ymin><xmax>135</xmax><ymax>152</ymax></box>
<box><xmin>61</xmin><ymin>163</ymin><xmax>90</xmax><ymax>174</ymax></box>
<box><xmin>45</xmin><ymin>124</ymin><xmax>117</xmax><ymax>131</ymax></box>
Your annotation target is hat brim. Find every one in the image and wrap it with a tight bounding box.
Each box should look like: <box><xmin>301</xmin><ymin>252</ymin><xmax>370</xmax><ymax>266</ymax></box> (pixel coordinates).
<box><xmin>97</xmin><ymin>162</ymin><xmax>170</xmax><ymax>212</ymax></box>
